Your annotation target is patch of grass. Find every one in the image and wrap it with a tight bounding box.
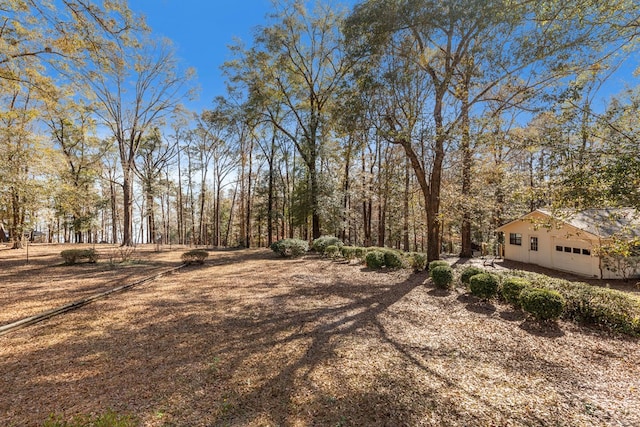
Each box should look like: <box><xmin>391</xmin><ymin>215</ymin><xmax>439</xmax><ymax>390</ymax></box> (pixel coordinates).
<box><xmin>44</xmin><ymin>409</ymin><xmax>138</xmax><ymax>427</ymax></box>
<box><xmin>207</xmin><ymin>356</ymin><xmax>221</xmax><ymax>375</ymax></box>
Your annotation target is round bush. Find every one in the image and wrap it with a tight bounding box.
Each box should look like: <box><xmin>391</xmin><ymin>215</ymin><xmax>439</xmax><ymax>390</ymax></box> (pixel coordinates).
<box><xmin>312</xmin><ymin>236</ymin><xmax>344</xmax><ymax>254</ymax></box>
<box><xmin>60</xmin><ymin>248</ymin><xmax>98</xmax><ymax>264</ymax></box>
<box><xmin>501</xmin><ymin>277</ymin><xmax>531</xmax><ymax>306</ymax></box>
<box><xmin>383</xmin><ymin>250</ymin><xmax>405</xmax><ymax>269</ymax></box>
<box><xmin>365</xmin><ymin>250</ymin><xmax>386</xmax><ymax>269</ymax></box>
<box><xmin>409</xmin><ymin>252</ymin><xmax>428</xmax><ymax>271</ymax></box>
<box><xmin>460</xmin><ymin>266</ymin><xmax>485</xmax><ymax>285</ymax></box>
<box><xmin>520</xmin><ymin>287</ymin><xmax>566</xmax><ymax>321</ymax></box>
<box><xmin>324</xmin><ymin>245</ymin><xmax>342</xmax><ymax>258</ymax></box>
<box><xmin>469</xmin><ymin>273</ymin><xmax>499</xmax><ymax>299</ymax></box>
<box><xmin>431</xmin><ymin>265</ymin><xmax>454</xmax><ymax>289</ymax></box>
<box><xmin>428</xmin><ymin>260</ymin><xmax>449</xmax><ymax>273</ymax></box>
<box><xmin>181</xmin><ymin>249</ymin><xmax>209</xmax><ymax>265</ymax></box>
<box><xmin>270</xmin><ymin>239</ymin><xmax>309</xmax><ymax>257</ymax></box>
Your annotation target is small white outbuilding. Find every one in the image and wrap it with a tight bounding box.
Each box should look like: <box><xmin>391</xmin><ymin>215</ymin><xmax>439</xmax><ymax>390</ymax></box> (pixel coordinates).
<box><xmin>496</xmin><ymin>208</ymin><xmax>640</xmax><ymax>279</ymax></box>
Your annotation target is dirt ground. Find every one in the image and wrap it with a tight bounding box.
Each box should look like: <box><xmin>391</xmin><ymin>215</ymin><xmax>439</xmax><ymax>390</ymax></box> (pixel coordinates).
<box><xmin>0</xmin><ymin>245</ymin><xmax>639</xmax><ymax>426</ymax></box>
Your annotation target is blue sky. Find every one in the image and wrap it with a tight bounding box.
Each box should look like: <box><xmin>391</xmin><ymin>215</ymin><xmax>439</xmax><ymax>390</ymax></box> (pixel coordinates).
<box><xmin>128</xmin><ymin>0</ymin><xmax>275</xmax><ymax>111</ymax></box>
<box><xmin>127</xmin><ymin>1</ymin><xmax>637</xmax><ymax>114</ymax></box>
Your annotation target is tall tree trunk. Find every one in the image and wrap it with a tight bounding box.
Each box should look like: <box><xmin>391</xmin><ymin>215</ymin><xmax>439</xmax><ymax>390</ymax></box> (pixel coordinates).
<box><xmin>403</xmin><ymin>156</ymin><xmax>410</xmax><ymax>252</ymax></box>
<box><xmin>177</xmin><ymin>148</ymin><xmax>184</xmax><ymax>245</ymax></box>
<box><xmin>225</xmin><ymin>181</ymin><xmax>238</xmax><ymax>247</ymax></box>
<box><xmin>341</xmin><ymin>140</ymin><xmax>353</xmax><ymax>244</ymax></box>
<box><xmin>267</xmin><ymin>133</ymin><xmax>276</xmax><ymax>246</ymax></box>
<box><xmin>309</xmin><ymin>161</ymin><xmax>321</xmax><ymax>240</ymax></box>
<box><xmin>214</xmin><ymin>185</ymin><xmax>221</xmax><ymax>247</ymax></box>
<box><xmin>362</xmin><ymin>150</ymin><xmax>372</xmax><ymax>247</ymax></box>
<box><xmin>187</xmin><ymin>150</ymin><xmax>196</xmax><ymax>245</ymax></box>
<box><xmin>459</xmin><ymin>86</ymin><xmax>473</xmax><ymax>258</ymax></box>
<box><xmin>146</xmin><ymin>187</ymin><xmax>155</xmax><ymax>244</ymax></box>
<box><xmin>246</xmin><ymin>144</ymin><xmax>253</xmax><ymax>247</ymax></box>
<box><xmin>121</xmin><ymin>167</ymin><xmax>134</xmax><ymax>246</ymax></box>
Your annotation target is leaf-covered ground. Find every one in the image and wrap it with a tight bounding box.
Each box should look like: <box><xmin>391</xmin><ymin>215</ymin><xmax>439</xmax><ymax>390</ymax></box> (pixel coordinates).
<box><xmin>0</xmin><ymin>246</ymin><xmax>638</xmax><ymax>426</ymax></box>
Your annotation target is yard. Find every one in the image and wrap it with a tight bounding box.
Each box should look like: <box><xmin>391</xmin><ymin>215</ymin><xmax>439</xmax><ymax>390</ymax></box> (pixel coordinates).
<box><xmin>0</xmin><ymin>245</ymin><xmax>638</xmax><ymax>426</ymax></box>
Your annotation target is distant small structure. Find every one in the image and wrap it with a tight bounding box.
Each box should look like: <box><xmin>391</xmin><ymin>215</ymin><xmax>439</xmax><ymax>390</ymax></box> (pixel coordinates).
<box><xmin>496</xmin><ymin>208</ymin><xmax>640</xmax><ymax>279</ymax></box>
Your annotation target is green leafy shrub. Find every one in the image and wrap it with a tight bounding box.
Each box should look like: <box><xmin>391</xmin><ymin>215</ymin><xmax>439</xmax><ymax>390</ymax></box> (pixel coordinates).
<box><xmin>354</xmin><ymin>246</ymin><xmax>369</xmax><ymax>259</ymax></box>
<box><xmin>340</xmin><ymin>246</ymin><xmax>372</xmax><ymax>260</ymax></box>
<box><xmin>324</xmin><ymin>244</ymin><xmax>342</xmax><ymax>259</ymax></box>
<box><xmin>312</xmin><ymin>236</ymin><xmax>344</xmax><ymax>254</ymax></box>
<box><xmin>383</xmin><ymin>249</ymin><xmax>406</xmax><ymax>269</ymax></box>
<box><xmin>428</xmin><ymin>260</ymin><xmax>449</xmax><ymax>273</ymax></box>
<box><xmin>270</xmin><ymin>239</ymin><xmax>309</xmax><ymax>258</ymax></box>
<box><xmin>520</xmin><ymin>287</ymin><xmax>566</xmax><ymax>321</ymax></box>
<box><xmin>460</xmin><ymin>266</ymin><xmax>485</xmax><ymax>285</ymax></box>
<box><xmin>504</xmin><ymin>270</ymin><xmax>640</xmax><ymax>335</ymax></box>
<box><xmin>501</xmin><ymin>277</ymin><xmax>531</xmax><ymax>306</ymax></box>
<box><xmin>181</xmin><ymin>249</ymin><xmax>209</xmax><ymax>265</ymax></box>
<box><xmin>431</xmin><ymin>265</ymin><xmax>454</xmax><ymax>289</ymax></box>
<box><xmin>469</xmin><ymin>273</ymin><xmax>499</xmax><ymax>299</ymax></box>
<box><xmin>408</xmin><ymin>252</ymin><xmax>428</xmax><ymax>271</ymax></box>
<box><xmin>543</xmin><ymin>279</ymin><xmax>640</xmax><ymax>335</ymax></box>
<box><xmin>60</xmin><ymin>248</ymin><xmax>98</xmax><ymax>265</ymax></box>
<box><xmin>341</xmin><ymin>246</ymin><xmax>356</xmax><ymax>259</ymax></box>
<box><xmin>365</xmin><ymin>250</ymin><xmax>386</xmax><ymax>269</ymax></box>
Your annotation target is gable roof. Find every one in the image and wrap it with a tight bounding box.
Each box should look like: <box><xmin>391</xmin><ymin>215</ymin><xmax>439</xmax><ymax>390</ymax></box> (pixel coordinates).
<box><xmin>497</xmin><ymin>208</ymin><xmax>640</xmax><ymax>239</ymax></box>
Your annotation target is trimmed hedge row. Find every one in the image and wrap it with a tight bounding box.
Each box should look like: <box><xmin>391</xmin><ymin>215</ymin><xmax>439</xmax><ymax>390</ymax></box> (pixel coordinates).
<box><xmin>502</xmin><ymin>271</ymin><xmax>640</xmax><ymax>335</ymax></box>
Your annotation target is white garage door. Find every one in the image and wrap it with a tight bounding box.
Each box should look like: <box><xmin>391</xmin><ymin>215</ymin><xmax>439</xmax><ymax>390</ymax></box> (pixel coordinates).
<box><xmin>551</xmin><ymin>238</ymin><xmax>595</xmax><ymax>277</ymax></box>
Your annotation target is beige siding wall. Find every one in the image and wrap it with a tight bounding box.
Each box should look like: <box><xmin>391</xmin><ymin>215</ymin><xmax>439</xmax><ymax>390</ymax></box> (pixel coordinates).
<box><xmin>500</xmin><ymin>212</ymin><xmax>601</xmax><ymax>278</ymax></box>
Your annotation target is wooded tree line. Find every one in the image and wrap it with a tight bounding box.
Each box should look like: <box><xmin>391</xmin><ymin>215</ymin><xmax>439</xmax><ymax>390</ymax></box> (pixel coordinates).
<box><xmin>1</xmin><ymin>0</ymin><xmax>638</xmax><ymax>260</ymax></box>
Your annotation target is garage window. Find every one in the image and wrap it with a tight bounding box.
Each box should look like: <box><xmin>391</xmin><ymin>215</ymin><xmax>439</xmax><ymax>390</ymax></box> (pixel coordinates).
<box><xmin>564</xmin><ymin>247</ymin><xmax>571</xmax><ymax>252</ymax></box>
<box><xmin>573</xmin><ymin>247</ymin><xmax>581</xmax><ymax>254</ymax></box>
<box><xmin>509</xmin><ymin>233</ymin><xmax>522</xmax><ymax>246</ymax></box>
<box><xmin>556</xmin><ymin>245</ymin><xmax>563</xmax><ymax>251</ymax></box>
<box><xmin>582</xmin><ymin>249</ymin><xmax>591</xmax><ymax>256</ymax></box>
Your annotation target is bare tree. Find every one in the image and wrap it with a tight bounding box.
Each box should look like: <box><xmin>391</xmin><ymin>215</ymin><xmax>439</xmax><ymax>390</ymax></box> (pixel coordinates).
<box><xmin>81</xmin><ymin>37</ymin><xmax>193</xmax><ymax>245</ymax></box>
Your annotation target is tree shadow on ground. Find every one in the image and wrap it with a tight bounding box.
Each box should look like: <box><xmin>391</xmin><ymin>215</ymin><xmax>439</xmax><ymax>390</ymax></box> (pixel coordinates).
<box><xmin>499</xmin><ymin>308</ymin><xmax>527</xmax><ymax>322</ymax></box>
<box><xmin>0</xmin><ymin>250</ymin><xmax>631</xmax><ymax>426</ymax></box>
<box><xmin>519</xmin><ymin>318</ymin><xmax>565</xmax><ymax>338</ymax></box>
<box><xmin>457</xmin><ymin>294</ymin><xmax>496</xmax><ymax>315</ymax></box>
<box><xmin>426</xmin><ymin>287</ymin><xmax>452</xmax><ymax>297</ymax></box>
